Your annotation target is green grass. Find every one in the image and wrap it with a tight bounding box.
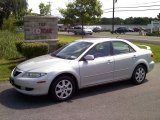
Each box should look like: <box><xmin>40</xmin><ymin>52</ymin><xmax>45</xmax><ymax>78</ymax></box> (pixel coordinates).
<box><xmin>134</xmin><ymin>43</ymin><xmax>160</xmax><ymax>63</ymax></box>
<box><xmin>0</xmin><ymin>32</ymin><xmax>159</xmax><ymax>81</ymax></box>
<box><xmin>58</xmin><ymin>35</ymin><xmax>81</xmax><ymax>43</ymax></box>
<box><xmin>0</xmin><ymin>30</ymin><xmax>23</xmax><ymax>59</ymax></box>
<box><xmin>0</xmin><ymin>59</ymin><xmax>25</xmax><ymax>80</ymax></box>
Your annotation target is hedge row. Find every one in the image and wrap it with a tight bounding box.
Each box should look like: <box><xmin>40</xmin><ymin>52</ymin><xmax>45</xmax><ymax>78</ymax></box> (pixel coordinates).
<box><xmin>16</xmin><ymin>41</ymin><xmax>49</xmax><ymax>59</ymax></box>
<box><xmin>146</xmin><ymin>31</ymin><xmax>160</xmax><ymax>36</ymax></box>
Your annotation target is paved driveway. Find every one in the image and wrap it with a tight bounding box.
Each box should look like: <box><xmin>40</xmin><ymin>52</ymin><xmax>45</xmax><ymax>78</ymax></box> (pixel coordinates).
<box><xmin>0</xmin><ymin>63</ymin><xmax>160</xmax><ymax>120</ymax></box>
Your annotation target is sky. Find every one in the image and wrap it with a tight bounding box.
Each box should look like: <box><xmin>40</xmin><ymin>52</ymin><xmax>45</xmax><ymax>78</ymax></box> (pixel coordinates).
<box><xmin>28</xmin><ymin>0</ymin><xmax>160</xmax><ymax>19</ymax></box>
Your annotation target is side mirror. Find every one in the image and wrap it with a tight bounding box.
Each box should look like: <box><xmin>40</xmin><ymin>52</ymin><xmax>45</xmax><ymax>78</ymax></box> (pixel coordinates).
<box><xmin>84</xmin><ymin>55</ymin><xmax>95</xmax><ymax>61</ymax></box>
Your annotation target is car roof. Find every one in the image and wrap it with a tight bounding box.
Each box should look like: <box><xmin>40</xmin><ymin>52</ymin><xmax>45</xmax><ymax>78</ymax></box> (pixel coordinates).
<box><xmin>75</xmin><ymin>38</ymin><xmax>140</xmax><ymax>52</ymax></box>
<box><xmin>75</xmin><ymin>38</ymin><xmax>129</xmax><ymax>44</ymax></box>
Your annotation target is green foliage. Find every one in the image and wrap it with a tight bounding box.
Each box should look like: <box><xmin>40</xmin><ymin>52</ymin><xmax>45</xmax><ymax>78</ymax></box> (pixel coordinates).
<box><xmin>124</xmin><ymin>17</ymin><xmax>154</xmax><ymax>25</ymax></box>
<box><xmin>0</xmin><ymin>0</ymin><xmax>28</xmax><ymax>28</ymax></box>
<box><xmin>1</xmin><ymin>16</ymin><xmax>17</xmax><ymax>30</ymax></box>
<box><xmin>39</xmin><ymin>3</ymin><xmax>51</xmax><ymax>16</ymax></box>
<box><xmin>57</xmin><ymin>42</ymin><xmax>68</xmax><ymax>49</ymax></box>
<box><xmin>98</xmin><ymin>17</ymin><xmax>124</xmax><ymax>25</ymax></box>
<box><xmin>0</xmin><ymin>30</ymin><xmax>23</xmax><ymax>59</ymax></box>
<box><xmin>59</xmin><ymin>0</ymin><xmax>103</xmax><ymax>25</ymax></box>
<box><xmin>97</xmin><ymin>17</ymin><xmax>156</xmax><ymax>25</ymax></box>
<box><xmin>146</xmin><ymin>31</ymin><xmax>160</xmax><ymax>36</ymax></box>
<box><xmin>15</xmin><ymin>41</ymin><xmax>24</xmax><ymax>53</ymax></box>
<box><xmin>18</xmin><ymin>42</ymin><xmax>49</xmax><ymax>59</ymax></box>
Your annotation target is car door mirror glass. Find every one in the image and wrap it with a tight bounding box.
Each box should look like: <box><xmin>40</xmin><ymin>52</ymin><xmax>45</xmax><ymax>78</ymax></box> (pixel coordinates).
<box><xmin>84</xmin><ymin>55</ymin><xmax>95</xmax><ymax>61</ymax></box>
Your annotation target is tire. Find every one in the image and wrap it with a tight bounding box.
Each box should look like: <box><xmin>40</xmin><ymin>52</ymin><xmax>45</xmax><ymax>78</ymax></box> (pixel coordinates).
<box><xmin>132</xmin><ymin>65</ymin><xmax>147</xmax><ymax>84</ymax></box>
<box><xmin>49</xmin><ymin>76</ymin><xmax>76</xmax><ymax>102</ymax></box>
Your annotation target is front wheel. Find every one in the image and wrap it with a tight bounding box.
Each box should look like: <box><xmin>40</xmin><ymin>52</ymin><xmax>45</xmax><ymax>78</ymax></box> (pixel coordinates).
<box><xmin>49</xmin><ymin>76</ymin><xmax>76</xmax><ymax>101</ymax></box>
<box><xmin>132</xmin><ymin>65</ymin><xmax>147</xmax><ymax>84</ymax></box>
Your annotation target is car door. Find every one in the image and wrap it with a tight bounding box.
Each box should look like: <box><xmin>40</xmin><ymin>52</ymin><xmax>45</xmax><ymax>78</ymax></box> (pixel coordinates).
<box><xmin>79</xmin><ymin>42</ymin><xmax>114</xmax><ymax>87</ymax></box>
<box><xmin>112</xmin><ymin>41</ymin><xmax>137</xmax><ymax>81</ymax></box>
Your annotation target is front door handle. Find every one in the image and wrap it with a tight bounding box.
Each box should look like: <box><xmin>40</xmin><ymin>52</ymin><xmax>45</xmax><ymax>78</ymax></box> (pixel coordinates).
<box><xmin>132</xmin><ymin>55</ymin><xmax>137</xmax><ymax>59</ymax></box>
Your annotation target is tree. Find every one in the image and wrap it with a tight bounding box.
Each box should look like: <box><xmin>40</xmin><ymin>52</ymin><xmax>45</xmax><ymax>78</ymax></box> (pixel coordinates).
<box><xmin>124</xmin><ymin>17</ymin><xmax>153</xmax><ymax>25</ymax></box>
<box><xmin>157</xmin><ymin>13</ymin><xmax>160</xmax><ymax>20</ymax></box>
<box><xmin>59</xmin><ymin>0</ymin><xmax>103</xmax><ymax>25</ymax></box>
<box><xmin>98</xmin><ymin>17</ymin><xmax>123</xmax><ymax>25</ymax></box>
<box><xmin>0</xmin><ymin>0</ymin><xmax>28</xmax><ymax>28</ymax></box>
<box><xmin>39</xmin><ymin>3</ymin><xmax>51</xmax><ymax>16</ymax></box>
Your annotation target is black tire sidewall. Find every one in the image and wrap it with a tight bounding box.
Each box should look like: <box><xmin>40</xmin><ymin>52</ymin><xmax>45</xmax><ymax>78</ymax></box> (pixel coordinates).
<box><xmin>49</xmin><ymin>76</ymin><xmax>76</xmax><ymax>102</ymax></box>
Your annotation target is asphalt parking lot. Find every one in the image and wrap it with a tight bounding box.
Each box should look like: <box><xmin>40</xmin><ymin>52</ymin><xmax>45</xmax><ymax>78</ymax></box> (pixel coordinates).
<box><xmin>0</xmin><ymin>63</ymin><xmax>160</xmax><ymax>120</ymax></box>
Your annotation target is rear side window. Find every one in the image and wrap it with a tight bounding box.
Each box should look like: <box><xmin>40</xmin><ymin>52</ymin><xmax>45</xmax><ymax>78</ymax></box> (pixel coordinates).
<box><xmin>112</xmin><ymin>41</ymin><xmax>135</xmax><ymax>55</ymax></box>
<box><xmin>86</xmin><ymin>42</ymin><xmax>111</xmax><ymax>58</ymax></box>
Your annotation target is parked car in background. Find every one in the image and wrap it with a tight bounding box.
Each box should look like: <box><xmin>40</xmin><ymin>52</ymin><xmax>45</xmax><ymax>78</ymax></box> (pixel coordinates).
<box><xmin>133</xmin><ymin>27</ymin><xmax>140</xmax><ymax>32</ymax></box>
<box><xmin>92</xmin><ymin>27</ymin><xmax>102</xmax><ymax>32</ymax></box>
<box><xmin>72</xmin><ymin>26</ymin><xmax>93</xmax><ymax>35</ymax></box>
<box><xmin>128</xmin><ymin>28</ymin><xmax>134</xmax><ymax>32</ymax></box>
<box><xmin>114</xmin><ymin>27</ymin><xmax>129</xmax><ymax>34</ymax></box>
<box><xmin>10</xmin><ymin>38</ymin><xmax>154</xmax><ymax>102</ymax></box>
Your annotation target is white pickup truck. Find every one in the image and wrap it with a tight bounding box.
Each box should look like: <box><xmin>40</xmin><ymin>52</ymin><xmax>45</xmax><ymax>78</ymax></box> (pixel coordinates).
<box><xmin>71</xmin><ymin>26</ymin><xmax>93</xmax><ymax>35</ymax></box>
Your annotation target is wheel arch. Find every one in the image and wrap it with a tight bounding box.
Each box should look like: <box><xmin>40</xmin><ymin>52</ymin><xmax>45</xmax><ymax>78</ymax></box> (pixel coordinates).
<box><xmin>133</xmin><ymin>61</ymin><xmax>148</xmax><ymax>73</ymax></box>
<box><xmin>49</xmin><ymin>72</ymin><xmax>79</xmax><ymax>93</ymax></box>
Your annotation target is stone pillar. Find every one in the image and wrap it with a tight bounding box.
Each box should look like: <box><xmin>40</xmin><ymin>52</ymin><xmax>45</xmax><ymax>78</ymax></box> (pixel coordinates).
<box><xmin>24</xmin><ymin>16</ymin><xmax>58</xmax><ymax>52</ymax></box>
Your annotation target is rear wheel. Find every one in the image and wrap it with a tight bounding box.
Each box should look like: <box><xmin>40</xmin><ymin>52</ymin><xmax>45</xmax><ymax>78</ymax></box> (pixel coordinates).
<box><xmin>49</xmin><ymin>76</ymin><xmax>76</xmax><ymax>101</ymax></box>
<box><xmin>132</xmin><ymin>65</ymin><xmax>147</xmax><ymax>84</ymax></box>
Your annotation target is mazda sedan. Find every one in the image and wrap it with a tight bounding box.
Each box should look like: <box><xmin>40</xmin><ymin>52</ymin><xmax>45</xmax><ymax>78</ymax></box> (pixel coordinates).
<box><xmin>10</xmin><ymin>38</ymin><xmax>154</xmax><ymax>101</ymax></box>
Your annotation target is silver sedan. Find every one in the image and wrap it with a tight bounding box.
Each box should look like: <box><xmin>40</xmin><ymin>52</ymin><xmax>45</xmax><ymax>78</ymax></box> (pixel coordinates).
<box><xmin>10</xmin><ymin>38</ymin><xmax>154</xmax><ymax>101</ymax></box>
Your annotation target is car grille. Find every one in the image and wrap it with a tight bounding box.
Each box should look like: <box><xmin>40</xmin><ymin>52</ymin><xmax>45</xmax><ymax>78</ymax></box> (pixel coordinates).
<box><xmin>13</xmin><ymin>69</ymin><xmax>22</xmax><ymax>77</ymax></box>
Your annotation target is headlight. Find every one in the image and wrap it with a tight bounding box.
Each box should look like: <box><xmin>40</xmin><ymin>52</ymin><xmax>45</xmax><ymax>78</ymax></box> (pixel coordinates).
<box><xmin>22</xmin><ymin>72</ymin><xmax>47</xmax><ymax>78</ymax></box>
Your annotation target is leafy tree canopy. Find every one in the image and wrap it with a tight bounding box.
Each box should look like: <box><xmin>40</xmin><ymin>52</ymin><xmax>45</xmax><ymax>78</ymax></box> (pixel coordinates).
<box><xmin>0</xmin><ymin>0</ymin><xmax>28</xmax><ymax>28</ymax></box>
<box><xmin>59</xmin><ymin>0</ymin><xmax>103</xmax><ymax>25</ymax></box>
<box><xmin>39</xmin><ymin>3</ymin><xmax>51</xmax><ymax>16</ymax></box>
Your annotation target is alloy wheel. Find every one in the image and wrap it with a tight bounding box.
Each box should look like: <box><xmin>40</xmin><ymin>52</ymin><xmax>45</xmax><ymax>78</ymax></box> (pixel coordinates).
<box><xmin>55</xmin><ymin>80</ymin><xmax>73</xmax><ymax>99</ymax></box>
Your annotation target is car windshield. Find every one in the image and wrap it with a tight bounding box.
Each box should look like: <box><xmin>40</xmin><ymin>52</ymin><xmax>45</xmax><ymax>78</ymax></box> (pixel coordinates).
<box><xmin>51</xmin><ymin>41</ymin><xmax>93</xmax><ymax>60</ymax></box>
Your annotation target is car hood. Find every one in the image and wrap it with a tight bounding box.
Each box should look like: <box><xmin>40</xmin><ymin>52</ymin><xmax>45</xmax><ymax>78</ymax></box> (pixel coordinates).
<box><xmin>17</xmin><ymin>54</ymin><xmax>71</xmax><ymax>72</ymax></box>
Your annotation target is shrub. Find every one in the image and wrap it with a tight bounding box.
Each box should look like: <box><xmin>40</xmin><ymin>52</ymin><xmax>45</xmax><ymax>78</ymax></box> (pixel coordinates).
<box><xmin>17</xmin><ymin>42</ymin><xmax>49</xmax><ymax>59</ymax></box>
<box><xmin>146</xmin><ymin>31</ymin><xmax>160</xmax><ymax>36</ymax></box>
<box><xmin>15</xmin><ymin>41</ymin><xmax>23</xmax><ymax>53</ymax></box>
<box><xmin>57</xmin><ymin>42</ymin><xmax>68</xmax><ymax>49</ymax></box>
<box><xmin>2</xmin><ymin>16</ymin><xmax>17</xmax><ymax>31</ymax></box>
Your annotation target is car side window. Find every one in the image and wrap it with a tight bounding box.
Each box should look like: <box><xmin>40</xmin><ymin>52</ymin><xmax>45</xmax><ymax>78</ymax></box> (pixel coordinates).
<box><xmin>112</xmin><ymin>41</ymin><xmax>135</xmax><ymax>55</ymax></box>
<box><xmin>87</xmin><ymin>42</ymin><xmax>111</xmax><ymax>58</ymax></box>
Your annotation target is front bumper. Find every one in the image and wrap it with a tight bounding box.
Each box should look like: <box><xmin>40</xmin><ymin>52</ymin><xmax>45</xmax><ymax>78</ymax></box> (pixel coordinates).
<box><xmin>10</xmin><ymin>75</ymin><xmax>52</xmax><ymax>95</ymax></box>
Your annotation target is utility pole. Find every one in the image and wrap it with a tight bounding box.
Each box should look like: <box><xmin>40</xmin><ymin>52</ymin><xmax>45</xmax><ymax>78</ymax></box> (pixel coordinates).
<box><xmin>48</xmin><ymin>1</ymin><xmax>52</xmax><ymax>16</ymax></box>
<box><xmin>80</xmin><ymin>0</ymin><xmax>84</xmax><ymax>38</ymax></box>
<box><xmin>112</xmin><ymin>0</ymin><xmax>117</xmax><ymax>33</ymax></box>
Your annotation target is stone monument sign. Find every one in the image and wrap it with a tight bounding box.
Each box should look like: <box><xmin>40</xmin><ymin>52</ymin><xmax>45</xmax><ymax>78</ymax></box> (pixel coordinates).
<box><xmin>24</xmin><ymin>16</ymin><xmax>58</xmax><ymax>51</ymax></box>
